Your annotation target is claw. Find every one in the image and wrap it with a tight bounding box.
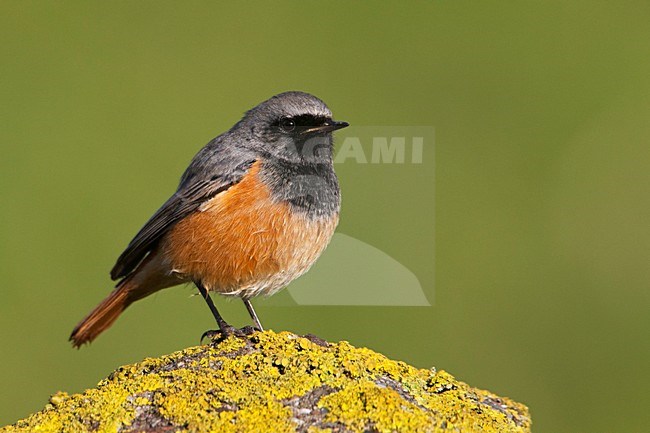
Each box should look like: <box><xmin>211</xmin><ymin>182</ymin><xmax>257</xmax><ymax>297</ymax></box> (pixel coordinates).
<box><xmin>238</xmin><ymin>325</ymin><xmax>258</xmax><ymax>336</ymax></box>
<box><xmin>200</xmin><ymin>329</ymin><xmax>222</xmax><ymax>344</ymax></box>
<box><xmin>200</xmin><ymin>325</ymin><xmax>260</xmax><ymax>344</ymax></box>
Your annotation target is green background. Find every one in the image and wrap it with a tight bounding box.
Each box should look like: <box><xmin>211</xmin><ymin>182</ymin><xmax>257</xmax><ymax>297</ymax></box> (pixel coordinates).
<box><xmin>1</xmin><ymin>2</ymin><xmax>649</xmax><ymax>431</ymax></box>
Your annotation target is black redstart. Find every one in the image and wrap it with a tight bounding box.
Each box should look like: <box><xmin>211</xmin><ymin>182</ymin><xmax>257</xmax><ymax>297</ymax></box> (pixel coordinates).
<box><xmin>70</xmin><ymin>91</ymin><xmax>348</xmax><ymax>347</ymax></box>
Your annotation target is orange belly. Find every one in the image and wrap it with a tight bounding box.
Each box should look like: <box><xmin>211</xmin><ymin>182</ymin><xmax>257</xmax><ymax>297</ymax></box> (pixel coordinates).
<box><xmin>160</xmin><ymin>162</ymin><xmax>338</xmax><ymax>298</ymax></box>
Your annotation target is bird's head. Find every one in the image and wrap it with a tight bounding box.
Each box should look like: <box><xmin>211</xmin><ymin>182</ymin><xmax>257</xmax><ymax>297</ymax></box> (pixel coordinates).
<box><xmin>239</xmin><ymin>91</ymin><xmax>349</xmax><ymax>164</ymax></box>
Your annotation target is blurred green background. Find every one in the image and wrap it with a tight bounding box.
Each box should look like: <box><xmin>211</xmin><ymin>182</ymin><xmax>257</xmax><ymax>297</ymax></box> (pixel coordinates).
<box><xmin>1</xmin><ymin>1</ymin><xmax>649</xmax><ymax>431</ymax></box>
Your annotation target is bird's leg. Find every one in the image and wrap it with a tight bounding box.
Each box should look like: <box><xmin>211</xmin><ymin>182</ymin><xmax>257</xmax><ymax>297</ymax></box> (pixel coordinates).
<box><xmin>195</xmin><ymin>281</ymin><xmax>238</xmax><ymax>341</ymax></box>
<box><xmin>243</xmin><ymin>299</ymin><xmax>264</xmax><ymax>332</ymax></box>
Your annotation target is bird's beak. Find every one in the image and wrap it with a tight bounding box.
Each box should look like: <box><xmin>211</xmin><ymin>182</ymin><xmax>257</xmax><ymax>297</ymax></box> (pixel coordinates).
<box><xmin>330</xmin><ymin>120</ymin><xmax>350</xmax><ymax>131</ymax></box>
<box><xmin>303</xmin><ymin>120</ymin><xmax>350</xmax><ymax>134</ymax></box>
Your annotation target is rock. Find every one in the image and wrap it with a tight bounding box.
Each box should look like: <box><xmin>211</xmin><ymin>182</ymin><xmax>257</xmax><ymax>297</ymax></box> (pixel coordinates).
<box><xmin>1</xmin><ymin>331</ymin><xmax>530</xmax><ymax>432</ymax></box>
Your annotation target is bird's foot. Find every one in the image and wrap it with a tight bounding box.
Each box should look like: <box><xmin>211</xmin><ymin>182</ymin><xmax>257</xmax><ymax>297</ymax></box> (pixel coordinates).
<box><xmin>200</xmin><ymin>325</ymin><xmax>260</xmax><ymax>344</ymax></box>
<box><xmin>238</xmin><ymin>325</ymin><xmax>260</xmax><ymax>335</ymax></box>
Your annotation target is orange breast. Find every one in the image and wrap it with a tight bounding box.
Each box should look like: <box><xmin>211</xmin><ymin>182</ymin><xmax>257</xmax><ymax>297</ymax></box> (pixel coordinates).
<box><xmin>160</xmin><ymin>161</ymin><xmax>338</xmax><ymax>298</ymax></box>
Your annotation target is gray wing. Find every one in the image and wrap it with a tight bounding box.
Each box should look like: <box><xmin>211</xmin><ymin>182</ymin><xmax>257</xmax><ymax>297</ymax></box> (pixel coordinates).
<box><xmin>110</xmin><ymin>137</ymin><xmax>256</xmax><ymax>280</ymax></box>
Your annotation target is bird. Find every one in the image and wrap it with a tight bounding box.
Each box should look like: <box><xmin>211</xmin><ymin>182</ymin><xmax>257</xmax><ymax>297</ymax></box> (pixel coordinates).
<box><xmin>69</xmin><ymin>91</ymin><xmax>348</xmax><ymax>347</ymax></box>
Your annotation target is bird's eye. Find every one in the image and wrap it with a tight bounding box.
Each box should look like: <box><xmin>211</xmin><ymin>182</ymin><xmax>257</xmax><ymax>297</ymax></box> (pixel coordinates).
<box><xmin>279</xmin><ymin>118</ymin><xmax>296</xmax><ymax>132</ymax></box>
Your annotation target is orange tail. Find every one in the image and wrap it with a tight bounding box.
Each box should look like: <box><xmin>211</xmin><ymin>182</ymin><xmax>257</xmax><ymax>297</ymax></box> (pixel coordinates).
<box><xmin>70</xmin><ymin>251</ymin><xmax>176</xmax><ymax>347</ymax></box>
<box><xmin>69</xmin><ymin>281</ymin><xmax>134</xmax><ymax>348</ymax></box>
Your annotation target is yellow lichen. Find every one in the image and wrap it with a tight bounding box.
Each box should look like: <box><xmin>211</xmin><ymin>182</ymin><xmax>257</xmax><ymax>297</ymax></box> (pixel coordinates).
<box><xmin>319</xmin><ymin>381</ymin><xmax>432</xmax><ymax>432</ymax></box>
<box><xmin>1</xmin><ymin>331</ymin><xmax>530</xmax><ymax>433</ymax></box>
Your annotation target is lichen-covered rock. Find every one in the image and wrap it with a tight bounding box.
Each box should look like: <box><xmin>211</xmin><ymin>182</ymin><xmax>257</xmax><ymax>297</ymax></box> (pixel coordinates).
<box><xmin>1</xmin><ymin>331</ymin><xmax>530</xmax><ymax>433</ymax></box>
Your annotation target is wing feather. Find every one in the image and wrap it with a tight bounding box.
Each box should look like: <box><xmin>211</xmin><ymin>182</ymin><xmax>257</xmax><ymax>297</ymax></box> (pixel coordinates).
<box><xmin>110</xmin><ymin>158</ymin><xmax>256</xmax><ymax>280</ymax></box>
